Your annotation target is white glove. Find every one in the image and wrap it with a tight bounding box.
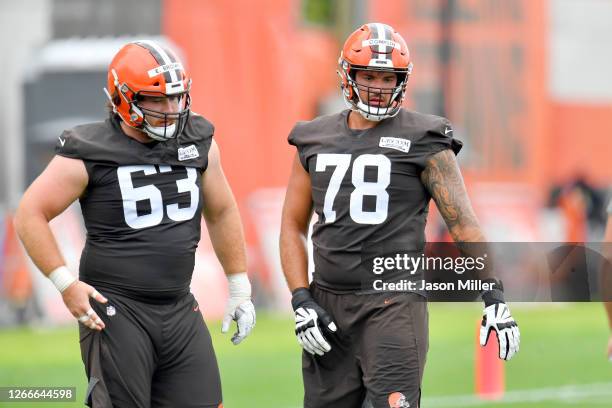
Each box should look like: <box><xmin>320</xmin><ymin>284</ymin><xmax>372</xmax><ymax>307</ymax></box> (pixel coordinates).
<box><xmin>295</xmin><ymin>307</ymin><xmax>337</xmax><ymax>356</ymax></box>
<box><xmin>480</xmin><ymin>302</ymin><xmax>520</xmax><ymax>360</ymax></box>
<box><xmin>292</xmin><ymin>288</ymin><xmax>337</xmax><ymax>356</ymax></box>
<box><xmin>221</xmin><ymin>273</ymin><xmax>256</xmax><ymax>345</ymax></box>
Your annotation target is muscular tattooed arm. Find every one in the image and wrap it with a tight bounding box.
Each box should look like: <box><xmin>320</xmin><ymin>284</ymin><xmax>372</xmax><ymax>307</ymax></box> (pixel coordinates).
<box><xmin>420</xmin><ymin>148</ymin><xmax>490</xmax><ymax>276</ymax></box>
<box><xmin>422</xmin><ymin>148</ymin><xmax>520</xmax><ymax>360</ymax></box>
<box><xmin>420</xmin><ymin>148</ymin><xmax>484</xmax><ymax>243</ymax></box>
<box><xmin>421</xmin><ymin>148</ymin><xmax>494</xmax><ymax>281</ymax></box>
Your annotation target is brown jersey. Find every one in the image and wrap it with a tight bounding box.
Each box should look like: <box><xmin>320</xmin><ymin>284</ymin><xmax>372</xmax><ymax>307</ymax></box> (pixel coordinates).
<box><xmin>55</xmin><ymin>113</ymin><xmax>213</xmax><ymax>301</ymax></box>
<box><xmin>288</xmin><ymin>109</ymin><xmax>462</xmax><ymax>292</ymax></box>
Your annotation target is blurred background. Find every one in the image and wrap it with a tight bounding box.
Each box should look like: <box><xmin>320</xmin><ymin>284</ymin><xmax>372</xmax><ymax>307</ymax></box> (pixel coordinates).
<box><xmin>0</xmin><ymin>0</ymin><xmax>611</xmax><ymax>407</ymax></box>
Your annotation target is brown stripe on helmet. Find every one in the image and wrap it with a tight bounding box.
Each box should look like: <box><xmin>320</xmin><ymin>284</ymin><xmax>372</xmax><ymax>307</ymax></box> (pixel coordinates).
<box><xmin>134</xmin><ymin>41</ymin><xmax>173</xmax><ymax>84</ymax></box>
<box><xmin>366</xmin><ymin>23</ymin><xmax>394</xmax><ymax>61</ymax></box>
<box><xmin>162</xmin><ymin>46</ymin><xmax>184</xmax><ymax>84</ymax></box>
<box><xmin>366</xmin><ymin>23</ymin><xmax>382</xmax><ymax>56</ymax></box>
<box><xmin>381</xmin><ymin>24</ymin><xmax>394</xmax><ymax>60</ymax></box>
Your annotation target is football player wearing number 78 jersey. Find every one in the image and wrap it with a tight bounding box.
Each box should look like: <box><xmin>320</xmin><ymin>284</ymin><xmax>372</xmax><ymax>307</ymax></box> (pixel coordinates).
<box><xmin>14</xmin><ymin>40</ymin><xmax>255</xmax><ymax>407</ymax></box>
<box><xmin>280</xmin><ymin>23</ymin><xmax>520</xmax><ymax>408</ymax></box>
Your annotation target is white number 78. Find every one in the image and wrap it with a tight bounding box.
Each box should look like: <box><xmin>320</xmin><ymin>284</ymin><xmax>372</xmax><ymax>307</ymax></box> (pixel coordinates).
<box><xmin>315</xmin><ymin>153</ymin><xmax>390</xmax><ymax>225</ymax></box>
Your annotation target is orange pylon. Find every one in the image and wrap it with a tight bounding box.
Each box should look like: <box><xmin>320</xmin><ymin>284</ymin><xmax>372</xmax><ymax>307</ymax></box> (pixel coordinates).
<box><xmin>475</xmin><ymin>318</ymin><xmax>505</xmax><ymax>400</ymax></box>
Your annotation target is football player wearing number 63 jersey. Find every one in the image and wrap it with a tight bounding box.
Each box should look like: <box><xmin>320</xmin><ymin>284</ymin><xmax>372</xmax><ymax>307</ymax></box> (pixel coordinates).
<box><xmin>280</xmin><ymin>23</ymin><xmax>520</xmax><ymax>408</ymax></box>
<box><xmin>14</xmin><ymin>40</ymin><xmax>255</xmax><ymax>407</ymax></box>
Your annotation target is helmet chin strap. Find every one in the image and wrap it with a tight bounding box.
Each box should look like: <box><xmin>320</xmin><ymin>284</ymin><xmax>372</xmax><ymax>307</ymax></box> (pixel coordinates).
<box><xmin>143</xmin><ymin>121</ymin><xmax>177</xmax><ymax>141</ymax></box>
<box><xmin>354</xmin><ymin>101</ymin><xmax>390</xmax><ymax>122</ymax></box>
<box><xmin>128</xmin><ymin>102</ymin><xmax>184</xmax><ymax>141</ymax></box>
<box><xmin>342</xmin><ymin>81</ymin><xmax>401</xmax><ymax>122</ymax></box>
<box><xmin>350</xmin><ymin>84</ymin><xmax>402</xmax><ymax>122</ymax></box>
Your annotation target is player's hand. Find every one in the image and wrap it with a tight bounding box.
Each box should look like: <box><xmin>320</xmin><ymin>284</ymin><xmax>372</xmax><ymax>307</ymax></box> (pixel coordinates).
<box><xmin>479</xmin><ymin>280</ymin><xmax>520</xmax><ymax>360</ymax></box>
<box><xmin>291</xmin><ymin>287</ymin><xmax>337</xmax><ymax>356</ymax></box>
<box><xmin>62</xmin><ymin>281</ymin><xmax>108</xmax><ymax>331</ymax></box>
<box><xmin>221</xmin><ymin>273</ymin><xmax>256</xmax><ymax>345</ymax></box>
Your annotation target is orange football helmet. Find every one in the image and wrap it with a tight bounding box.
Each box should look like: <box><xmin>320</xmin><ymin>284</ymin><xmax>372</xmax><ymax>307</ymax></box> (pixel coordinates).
<box><xmin>338</xmin><ymin>23</ymin><xmax>413</xmax><ymax>121</ymax></box>
<box><xmin>104</xmin><ymin>40</ymin><xmax>191</xmax><ymax>141</ymax></box>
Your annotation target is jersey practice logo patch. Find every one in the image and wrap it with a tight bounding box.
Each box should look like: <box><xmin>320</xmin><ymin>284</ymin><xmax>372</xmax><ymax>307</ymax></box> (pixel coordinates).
<box><xmin>178</xmin><ymin>145</ymin><xmax>199</xmax><ymax>161</ymax></box>
<box><xmin>379</xmin><ymin>137</ymin><xmax>411</xmax><ymax>153</ymax></box>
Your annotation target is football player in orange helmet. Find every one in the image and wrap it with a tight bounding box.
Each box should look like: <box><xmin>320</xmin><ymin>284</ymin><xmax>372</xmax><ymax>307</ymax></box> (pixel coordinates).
<box><xmin>281</xmin><ymin>23</ymin><xmax>519</xmax><ymax>407</ymax></box>
<box><xmin>15</xmin><ymin>40</ymin><xmax>255</xmax><ymax>407</ymax></box>
<box><xmin>337</xmin><ymin>23</ymin><xmax>413</xmax><ymax>122</ymax></box>
<box><xmin>104</xmin><ymin>40</ymin><xmax>192</xmax><ymax>141</ymax></box>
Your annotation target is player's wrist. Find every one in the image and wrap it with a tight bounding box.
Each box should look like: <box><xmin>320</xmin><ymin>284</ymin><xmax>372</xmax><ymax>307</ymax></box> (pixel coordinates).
<box><xmin>48</xmin><ymin>266</ymin><xmax>77</xmax><ymax>293</ymax></box>
<box><xmin>481</xmin><ymin>278</ymin><xmax>505</xmax><ymax>307</ymax></box>
<box><xmin>226</xmin><ymin>272</ymin><xmax>251</xmax><ymax>299</ymax></box>
<box><xmin>291</xmin><ymin>287</ymin><xmax>313</xmax><ymax>310</ymax></box>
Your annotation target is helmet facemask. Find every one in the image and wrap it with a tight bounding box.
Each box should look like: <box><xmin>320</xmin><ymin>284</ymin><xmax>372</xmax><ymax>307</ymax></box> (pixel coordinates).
<box><xmin>340</xmin><ymin>63</ymin><xmax>412</xmax><ymax>122</ymax></box>
<box><xmin>132</xmin><ymin>91</ymin><xmax>191</xmax><ymax>141</ymax></box>
<box><xmin>105</xmin><ymin>71</ymin><xmax>192</xmax><ymax>142</ymax></box>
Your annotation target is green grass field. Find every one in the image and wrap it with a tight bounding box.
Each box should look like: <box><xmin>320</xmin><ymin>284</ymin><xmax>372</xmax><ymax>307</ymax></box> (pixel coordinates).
<box><xmin>1</xmin><ymin>303</ymin><xmax>611</xmax><ymax>407</ymax></box>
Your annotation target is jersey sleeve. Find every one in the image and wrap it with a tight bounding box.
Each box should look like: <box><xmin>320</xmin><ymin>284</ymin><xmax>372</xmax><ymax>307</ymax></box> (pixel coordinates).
<box><xmin>413</xmin><ymin>116</ymin><xmax>463</xmax><ymax>169</ymax></box>
<box><xmin>54</xmin><ymin>128</ymin><xmax>84</xmax><ymax>159</ymax></box>
<box><xmin>53</xmin><ymin>127</ymin><xmax>103</xmax><ymax>187</ymax></box>
<box><xmin>287</xmin><ymin>122</ymin><xmax>309</xmax><ymax>171</ymax></box>
<box><xmin>53</xmin><ymin>121</ymin><xmax>117</xmax><ymax>164</ymax></box>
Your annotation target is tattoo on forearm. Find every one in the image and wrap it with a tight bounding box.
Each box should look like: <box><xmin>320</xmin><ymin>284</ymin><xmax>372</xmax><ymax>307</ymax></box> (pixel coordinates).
<box><xmin>420</xmin><ymin>149</ymin><xmax>482</xmax><ymax>241</ymax></box>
